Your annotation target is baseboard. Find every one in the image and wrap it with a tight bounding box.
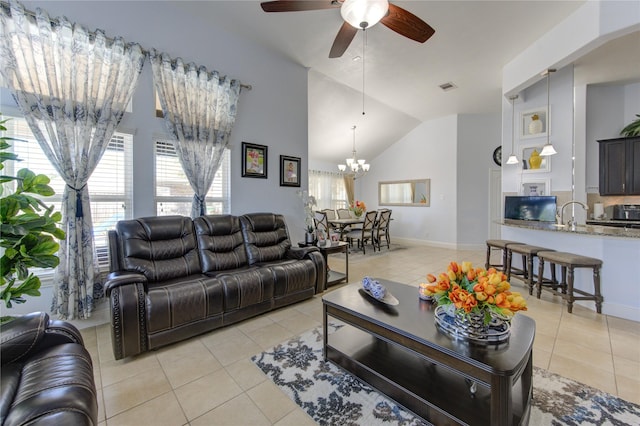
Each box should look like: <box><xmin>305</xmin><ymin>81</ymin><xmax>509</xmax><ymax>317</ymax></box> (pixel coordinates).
<box><xmin>392</xmin><ymin>237</ymin><xmax>484</xmax><ymax>251</ymax></box>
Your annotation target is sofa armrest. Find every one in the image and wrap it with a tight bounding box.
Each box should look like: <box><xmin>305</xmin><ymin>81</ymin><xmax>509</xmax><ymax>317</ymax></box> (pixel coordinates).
<box><xmin>286</xmin><ymin>247</ymin><xmax>326</xmax><ymax>294</ymax></box>
<box><xmin>106</xmin><ymin>273</ymin><xmax>149</xmax><ymax>360</ymax></box>
<box><xmin>286</xmin><ymin>245</ymin><xmax>320</xmax><ymax>260</ymax></box>
<box><xmin>105</xmin><ymin>271</ymin><xmax>148</xmax><ymax>295</ymax></box>
<box><xmin>0</xmin><ymin>312</ymin><xmax>83</xmax><ymax>365</ymax></box>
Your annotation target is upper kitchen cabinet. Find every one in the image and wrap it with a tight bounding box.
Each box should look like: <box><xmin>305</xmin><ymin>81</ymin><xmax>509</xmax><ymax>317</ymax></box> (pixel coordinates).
<box><xmin>598</xmin><ymin>137</ymin><xmax>640</xmax><ymax>195</ymax></box>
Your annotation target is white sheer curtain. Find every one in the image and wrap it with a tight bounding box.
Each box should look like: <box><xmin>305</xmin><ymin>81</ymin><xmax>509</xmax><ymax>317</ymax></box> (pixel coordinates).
<box><xmin>150</xmin><ymin>50</ymin><xmax>241</xmax><ymax>218</ymax></box>
<box><xmin>308</xmin><ymin>170</ymin><xmax>348</xmax><ymax>210</ymax></box>
<box><xmin>0</xmin><ymin>1</ymin><xmax>145</xmax><ymax>319</ymax></box>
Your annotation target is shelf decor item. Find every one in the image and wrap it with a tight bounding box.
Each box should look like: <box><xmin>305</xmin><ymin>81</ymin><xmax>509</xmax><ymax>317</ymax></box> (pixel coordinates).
<box><xmin>349</xmin><ymin>200</ymin><xmax>366</xmax><ymax>218</ymax></box>
<box><xmin>421</xmin><ymin>261</ymin><xmax>527</xmax><ymax>343</ymax></box>
<box><xmin>529</xmin><ymin>114</ymin><xmax>543</xmax><ymax>135</ymax></box>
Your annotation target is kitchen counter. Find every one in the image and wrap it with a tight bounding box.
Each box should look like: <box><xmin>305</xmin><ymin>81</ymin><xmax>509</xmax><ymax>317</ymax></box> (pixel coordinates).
<box><xmin>500</xmin><ymin>220</ymin><xmax>640</xmax><ymax>322</ymax></box>
<box><xmin>502</xmin><ymin>219</ymin><xmax>640</xmax><ymax>239</ymax></box>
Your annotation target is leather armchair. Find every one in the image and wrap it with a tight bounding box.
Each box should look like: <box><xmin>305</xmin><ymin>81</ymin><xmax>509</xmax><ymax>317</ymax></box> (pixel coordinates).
<box><xmin>0</xmin><ymin>312</ymin><xmax>97</xmax><ymax>426</ymax></box>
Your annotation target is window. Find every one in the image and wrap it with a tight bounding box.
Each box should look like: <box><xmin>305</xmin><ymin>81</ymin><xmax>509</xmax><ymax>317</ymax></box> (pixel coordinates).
<box><xmin>2</xmin><ymin>117</ymin><xmax>133</xmax><ymax>270</ymax></box>
<box><xmin>155</xmin><ymin>140</ymin><xmax>230</xmax><ymax>216</ymax></box>
<box><xmin>309</xmin><ymin>170</ymin><xmax>347</xmax><ymax>210</ymax></box>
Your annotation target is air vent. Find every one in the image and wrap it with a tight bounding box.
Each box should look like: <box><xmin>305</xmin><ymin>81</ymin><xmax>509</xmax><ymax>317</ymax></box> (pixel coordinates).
<box><xmin>439</xmin><ymin>82</ymin><xmax>457</xmax><ymax>92</ymax></box>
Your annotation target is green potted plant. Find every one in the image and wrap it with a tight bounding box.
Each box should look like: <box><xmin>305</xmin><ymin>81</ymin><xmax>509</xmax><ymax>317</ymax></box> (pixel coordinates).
<box><xmin>0</xmin><ymin>115</ymin><xmax>65</xmax><ymax>320</ymax></box>
<box><xmin>620</xmin><ymin>114</ymin><xmax>640</xmax><ymax>137</ymax></box>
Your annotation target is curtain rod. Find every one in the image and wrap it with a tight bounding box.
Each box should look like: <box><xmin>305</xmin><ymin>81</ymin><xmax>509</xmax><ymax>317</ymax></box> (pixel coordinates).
<box><xmin>0</xmin><ymin>0</ymin><xmax>252</xmax><ymax>91</ymax></box>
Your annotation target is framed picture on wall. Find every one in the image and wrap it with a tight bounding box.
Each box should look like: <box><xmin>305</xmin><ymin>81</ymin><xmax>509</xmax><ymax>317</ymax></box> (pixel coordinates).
<box><xmin>520</xmin><ymin>178</ymin><xmax>550</xmax><ymax>196</ymax></box>
<box><xmin>279</xmin><ymin>155</ymin><xmax>301</xmax><ymax>187</ymax></box>
<box><xmin>520</xmin><ymin>107</ymin><xmax>548</xmax><ymax>139</ymax></box>
<box><xmin>521</xmin><ymin>143</ymin><xmax>551</xmax><ymax>172</ymax></box>
<box><xmin>242</xmin><ymin>142</ymin><xmax>268</xmax><ymax>178</ymax></box>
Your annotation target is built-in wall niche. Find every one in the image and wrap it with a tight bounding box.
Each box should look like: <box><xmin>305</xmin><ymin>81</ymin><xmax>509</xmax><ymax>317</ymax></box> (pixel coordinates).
<box><xmin>379</xmin><ymin>179</ymin><xmax>430</xmax><ymax>206</ymax></box>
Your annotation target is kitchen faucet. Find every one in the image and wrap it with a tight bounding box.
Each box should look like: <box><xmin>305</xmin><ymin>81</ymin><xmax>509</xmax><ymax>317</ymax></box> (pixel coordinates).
<box><xmin>558</xmin><ymin>201</ymin><xmax>588</xmax><ymax>227</ymax></box>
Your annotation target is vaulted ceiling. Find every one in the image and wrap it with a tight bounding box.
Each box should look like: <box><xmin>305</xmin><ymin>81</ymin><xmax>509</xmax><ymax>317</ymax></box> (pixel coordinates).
<box><xmin>178</xmin><ymin>1</ymin><xmax>637</xmax><ymax>166</ymax></box>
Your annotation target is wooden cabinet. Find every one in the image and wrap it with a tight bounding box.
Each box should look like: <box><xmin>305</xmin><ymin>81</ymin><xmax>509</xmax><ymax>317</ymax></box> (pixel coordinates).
<box><xmin>598</xmin><ymin>136</ymin><xmax>640</xmax><ymax>195</ymax></box>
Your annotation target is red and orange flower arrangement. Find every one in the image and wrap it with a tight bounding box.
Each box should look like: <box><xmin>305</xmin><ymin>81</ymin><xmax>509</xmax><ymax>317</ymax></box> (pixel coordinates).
<box><xmin>420</xmin><ymin>261</ymin><xmax>527</xmax><ymax>325</ymax></box>
<box><xmin>349</xmin><ymin>200</ymin><xmax>366</xmax><ymax>217</ymax></box>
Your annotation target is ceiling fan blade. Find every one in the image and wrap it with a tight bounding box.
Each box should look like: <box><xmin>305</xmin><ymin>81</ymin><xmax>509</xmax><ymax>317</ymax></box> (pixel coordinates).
<box><xmin>260</xmin><ymin>1</ymin><xmax>340</xmax><ymax>13</ymax></box>
<box><xmin>329</xmin><ymin>22</ymin><xmax>358</xmax><ymax>58</ymax></box>
<box><xmin>381</xmin><ymin>3</ymin><xmax>435</xmax><ymax>43</ymax></box>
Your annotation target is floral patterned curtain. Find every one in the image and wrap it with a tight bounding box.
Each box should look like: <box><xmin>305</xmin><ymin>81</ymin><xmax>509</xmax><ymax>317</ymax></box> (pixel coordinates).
<box><xmin>0</xmin><ymin>1</ymin><xmax>145</xmax><ymax>319</ymax></box>
<box><xmin>150</xmin><ymin>50</ymin><xmax>241</xmax><ymax>218</ymax></box>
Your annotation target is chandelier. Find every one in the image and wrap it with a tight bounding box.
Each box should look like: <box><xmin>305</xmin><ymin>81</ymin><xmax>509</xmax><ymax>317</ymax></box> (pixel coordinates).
<box><xmin>338</xmin><ymin>125</ymin><xmax>370</xmax><ymax>178</ymax></box>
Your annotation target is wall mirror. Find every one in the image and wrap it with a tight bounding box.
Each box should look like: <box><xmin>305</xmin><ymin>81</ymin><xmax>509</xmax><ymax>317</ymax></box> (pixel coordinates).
<box><xmin>379</xmin><ymin>179</ymin><xmax>430</xmax><ymax>207</ymax></box>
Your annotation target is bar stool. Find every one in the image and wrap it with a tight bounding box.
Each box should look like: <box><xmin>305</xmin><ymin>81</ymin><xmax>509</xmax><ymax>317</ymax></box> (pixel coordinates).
<box><xmin>506</xmin><ymin>245</ymin><xmax>556</xmax><ymax>295</ymax></box>
<box><xmin>536</xmin><ymin>251</ymin><xmax>603</xmax><ymax>314</ymax></box>
<box><xmin>485</xmin><ymin>240</ymin><xmax>524</xmax><ymax>272</ymax></box>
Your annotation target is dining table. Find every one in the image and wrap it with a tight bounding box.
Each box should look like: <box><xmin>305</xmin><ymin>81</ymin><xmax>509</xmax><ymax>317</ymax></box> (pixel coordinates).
<box><xmin>328</xmin><ymin>217</ymin><xmax>364</xmax><ymax>240</ymax></box>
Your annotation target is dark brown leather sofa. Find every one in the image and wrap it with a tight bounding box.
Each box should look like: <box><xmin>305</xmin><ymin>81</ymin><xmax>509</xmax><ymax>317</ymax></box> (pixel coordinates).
<box><xmin>105</xmin><ymin>212</ymin><xmax>326</xmax><ymax>360</ymax></box>
<box><xmin>0</xmin><ymin>312</ymin><xmax>98</xmax><ymax>425</ymax></box>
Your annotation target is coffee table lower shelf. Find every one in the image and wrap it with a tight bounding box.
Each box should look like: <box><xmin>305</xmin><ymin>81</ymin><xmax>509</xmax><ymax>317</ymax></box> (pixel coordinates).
<box><xmin>325</xmin><ymin>325</ymin><xmax>530</xmax><ymax>426</ymax></box>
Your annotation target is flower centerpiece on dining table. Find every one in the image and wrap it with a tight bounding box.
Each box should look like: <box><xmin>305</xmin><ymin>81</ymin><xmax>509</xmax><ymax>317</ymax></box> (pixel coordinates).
<box><xmin>421</xmin><ymin>261</ymin><xmax>527</xmax><ymax>341</ymax></box>
<box><xmin>349</xmin><ymin>200</ymin><xmax>366</xmax><ymax>218</ymax></box>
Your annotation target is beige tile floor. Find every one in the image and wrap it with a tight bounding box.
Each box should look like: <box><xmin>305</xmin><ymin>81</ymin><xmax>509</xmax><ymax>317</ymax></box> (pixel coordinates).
<box><xmin>75</xmin><ymin>244</ymin><xmax>640</xmax><ymax>426</ymax></box>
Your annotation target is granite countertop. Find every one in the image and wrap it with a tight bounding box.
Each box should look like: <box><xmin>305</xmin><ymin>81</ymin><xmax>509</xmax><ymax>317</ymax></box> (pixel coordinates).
<box><xmin>501</xmin><ymin>219</ymin><xmax>640</xmax><ymax>239</ymax></box>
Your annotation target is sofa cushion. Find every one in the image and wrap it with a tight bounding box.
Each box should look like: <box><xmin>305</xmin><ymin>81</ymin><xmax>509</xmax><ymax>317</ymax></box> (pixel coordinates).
<box><xmin>240</xmin><ymin>213</ymin><xmax>292</xmax><ymax>265</ymax></box>
<box><xmin>146</xmin><ymin>275</ymin><xmax>224</xmax><ymax>333</ymax></box>
<box><xmin>262</xmin><ymin>259</ymin><xmax>317</xmax><ymax>297</ymax></box>
<box><xmin>217</xmin><ymin>268</ymin><xmax>275</xmax><ymax>311</ymax></box>
<box><xmin>194</xmin><ymin>215</ymin><xmax>248</xmax><ymax>273</ymax></box>
<box><xmin>116</xmin><ymin>216</ymin><xmax>201</xmax><ymax>282</ymax></box>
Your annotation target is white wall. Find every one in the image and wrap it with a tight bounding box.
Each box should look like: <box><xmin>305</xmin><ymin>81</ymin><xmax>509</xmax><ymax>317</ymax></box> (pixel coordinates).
<box><xmin>11</xmin><ymin>1</ymin><xmax>311</xmax><ymax>243</ymax></box>
<box><xmin>456</xmin><ymin>113</ymin><xmax>501</xmax><ymax>248</ymax></box>
<box><xmin>358</xmin><ymin>115</ymin><xmax>459</xmax><ymax>247</ymax></box>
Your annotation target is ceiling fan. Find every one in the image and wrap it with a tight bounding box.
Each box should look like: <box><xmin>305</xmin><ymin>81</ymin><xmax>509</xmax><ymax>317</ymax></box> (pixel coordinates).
<box><xmin>260</xmin><ymin>0</ymin><xmax>435</xmax><ymax>58</ymax></box>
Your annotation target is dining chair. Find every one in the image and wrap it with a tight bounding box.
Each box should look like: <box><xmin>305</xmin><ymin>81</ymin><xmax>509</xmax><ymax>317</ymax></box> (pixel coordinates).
<box><xmin>345</xmin><ymin>210</ymin><xmax>378</xmax><ymax>254</ymax></box>
<box><xmin>336</xmin><ymin>207</ymin><xmax>357</xmax><ymax>236</ymax></box>
<box><xmin>375</xmin><ymin>209</ymin><xmax>392</xmax><ymax>250</ymax></box>
<box><xmin>313</xmin><ymin>211</ymin><xmax>330</xmax><ymax>241</ymax></box>
<box><xmin>321</xmin><ymin>209</ymin><xmax>339</xmax><ymax>233</ymax></box>
<box><xmin>336</xmin><ymin>208</ymin><xmax>351</xmax><ymax>219</ymax></box>
<box><xmin>322</xmin><ymin>209</ymin><xmax>337</xmax><ymax>220</ymax></box>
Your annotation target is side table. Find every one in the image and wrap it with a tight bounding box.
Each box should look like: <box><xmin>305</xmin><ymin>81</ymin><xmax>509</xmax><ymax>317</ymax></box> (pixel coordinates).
<box><xmin>300</xmin><ymin>241</ymin><xmax>349</xmax><ymax>288</ymax></box>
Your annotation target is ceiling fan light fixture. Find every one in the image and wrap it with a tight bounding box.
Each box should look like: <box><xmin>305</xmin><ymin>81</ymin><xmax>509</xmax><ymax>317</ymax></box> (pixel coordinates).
<box><xmin>341</xmin><ymin>0</ymin><xmax>389</xmax><ymax>29</ymax></box>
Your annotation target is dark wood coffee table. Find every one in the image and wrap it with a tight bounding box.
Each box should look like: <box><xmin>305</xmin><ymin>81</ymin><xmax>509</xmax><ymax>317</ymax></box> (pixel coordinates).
<box><xmin>322</xmin><ymin>279</ymin><xmax>535</xmax><ymax>426</ymax></box>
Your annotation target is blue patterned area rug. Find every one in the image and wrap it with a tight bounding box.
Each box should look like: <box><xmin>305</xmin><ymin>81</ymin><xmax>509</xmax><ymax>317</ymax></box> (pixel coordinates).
<box><xmin>251</xmin><ymin>324</ymin><xmax>640</xmax><ymax>426</ymax></box>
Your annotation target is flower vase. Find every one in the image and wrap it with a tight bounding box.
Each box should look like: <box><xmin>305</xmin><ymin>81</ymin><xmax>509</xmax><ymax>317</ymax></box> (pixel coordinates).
<box><xmin>528</xmin><ymin>149</ymin><xmax>542</xmax><ymax>169</ymax></box>
<box><xmin>305</xmin><ymin>232</ymin><xmax>315</xmax><ymax>245</ymax></box>
<box><xmin>453</xmin><ymin>310</ymin><xmax>489</xmax><ymax>340</ymax></box>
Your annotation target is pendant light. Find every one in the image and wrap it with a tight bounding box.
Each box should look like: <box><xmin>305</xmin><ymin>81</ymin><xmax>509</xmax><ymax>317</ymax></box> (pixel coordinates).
<box><xmin>540</xmin><ymin>69</ymin><xmax>557</xmax><ymax>156</ymax></box>
<box><xmin>506</xmin><ymin>95</ymin><xmax>519</xmax><ymax>165</ymax></box>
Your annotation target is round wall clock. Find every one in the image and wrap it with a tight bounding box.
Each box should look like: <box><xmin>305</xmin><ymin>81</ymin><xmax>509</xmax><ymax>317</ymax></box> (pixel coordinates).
<box><xmin>493</xmin><ymin>146</ymin><xmax>502</xmax><ymax>166</ymax></box>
